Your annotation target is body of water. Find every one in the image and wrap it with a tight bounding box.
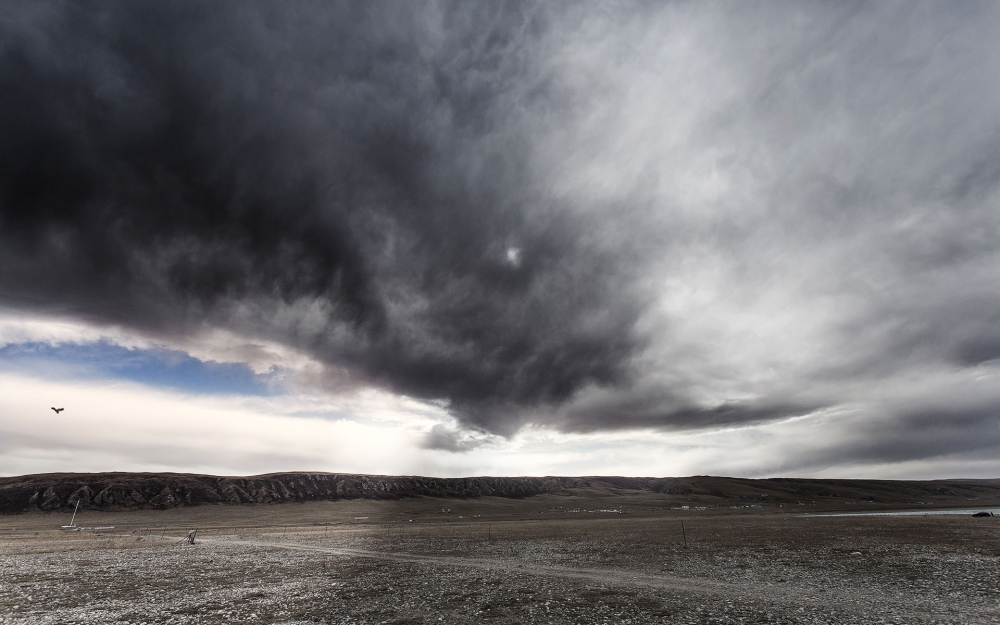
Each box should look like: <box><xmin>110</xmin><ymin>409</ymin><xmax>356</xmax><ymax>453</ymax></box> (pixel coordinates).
<box><xmin>808</xmin><ymin>508</ymin><xmax>999</xmax><ymax>517</ymax></box>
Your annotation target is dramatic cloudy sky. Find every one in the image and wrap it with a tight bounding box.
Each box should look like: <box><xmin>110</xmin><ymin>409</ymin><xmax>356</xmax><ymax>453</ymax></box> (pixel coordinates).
<box><xmin>2</xmin><ymin>1</ymin><xmax>999</xmax><ymax>478</ymax></box>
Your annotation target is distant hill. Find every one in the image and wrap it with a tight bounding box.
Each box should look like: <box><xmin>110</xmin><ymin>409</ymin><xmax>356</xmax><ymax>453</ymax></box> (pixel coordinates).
<box><xmin>1</xmin><ymin>472</ymin><xmax>999</xmax><ymax>514</ymax></box>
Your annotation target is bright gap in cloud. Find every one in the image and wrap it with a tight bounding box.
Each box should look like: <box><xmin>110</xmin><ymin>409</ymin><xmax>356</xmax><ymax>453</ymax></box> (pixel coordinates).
<box><xmin>1</xmin><ymin>370</ymin><xmax>998</xmax><ymax>479</ymax></box>
<box><xmin>2</xmin><ymin>316</ymin><xmax>999</xmax><ymax>480</ymax></box>
<box><xmin>0</xmin><ymin>340</ymin><xmax>280</xmax><ymax>396</ymax></box>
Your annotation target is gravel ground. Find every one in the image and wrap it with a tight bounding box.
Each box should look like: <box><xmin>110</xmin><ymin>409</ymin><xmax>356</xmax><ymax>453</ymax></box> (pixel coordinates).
<box><xmin>1</xmin><ymin>509</ymin><xmax>998</xmax><ymax>624</ymax></box>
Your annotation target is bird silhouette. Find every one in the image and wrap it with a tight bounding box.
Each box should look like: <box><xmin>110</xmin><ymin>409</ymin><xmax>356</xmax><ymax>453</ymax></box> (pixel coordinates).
<box><xmin>51</xmin><ymin>407</ymin><xmax>64</xmax><ymax>414</ymax></box>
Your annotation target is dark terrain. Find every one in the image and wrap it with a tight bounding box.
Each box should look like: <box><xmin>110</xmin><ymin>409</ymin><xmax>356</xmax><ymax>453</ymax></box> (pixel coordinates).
<box><xmin>2</xmin><ymin>474</ymin><xmax>999</xmax><ymax>624</ymax></box>
<box><xmin>3</xmin><ymin>471</ymin><xmax>1000</xmax><ymax>514</ymax></box>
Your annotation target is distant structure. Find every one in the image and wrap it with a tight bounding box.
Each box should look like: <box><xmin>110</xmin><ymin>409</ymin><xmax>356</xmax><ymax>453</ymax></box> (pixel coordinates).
<box><xmin>51</xmin><ymin>407</ymin><xmax>64</xmax><ymax>414</ymax></box>
<box><xmin>61</xmin><ymin>500</ymin><xmax>80</xmax><ymax>528</ymax></box>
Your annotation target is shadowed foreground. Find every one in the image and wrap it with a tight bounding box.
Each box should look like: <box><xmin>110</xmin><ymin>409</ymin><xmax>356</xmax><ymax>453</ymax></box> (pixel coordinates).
<box><xmin>2</xmin><ymin>493</ymin><xmax>998</xmax><ymax>624</ymax></box>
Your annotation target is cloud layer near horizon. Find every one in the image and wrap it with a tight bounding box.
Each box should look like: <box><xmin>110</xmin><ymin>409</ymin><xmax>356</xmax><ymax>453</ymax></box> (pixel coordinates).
<box><xmin>3</xmin><ymin>1</ymin><xmax>1000</xmax><ymax>474</ymax></box>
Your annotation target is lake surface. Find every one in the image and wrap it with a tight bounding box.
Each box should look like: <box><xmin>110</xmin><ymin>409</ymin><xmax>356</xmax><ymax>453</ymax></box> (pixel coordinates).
<box><xmin>808</xmin><ymin>508</ymin><xmax>1000</xmax><ymax>517</ymax></box>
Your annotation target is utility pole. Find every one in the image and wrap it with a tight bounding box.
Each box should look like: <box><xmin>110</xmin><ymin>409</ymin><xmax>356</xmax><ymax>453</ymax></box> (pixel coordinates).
<box><xmin>62</xmin><ymin>500</ymin><xmax>80</xmax><ymax>529</ymax></box>
<box><xmin>680</xmin><ymin>520</ymin><xmax>687</xmax><ymax>549</ymax></box>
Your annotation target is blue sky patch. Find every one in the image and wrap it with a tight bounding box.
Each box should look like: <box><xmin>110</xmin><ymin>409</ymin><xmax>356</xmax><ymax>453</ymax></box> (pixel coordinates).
<box><xmin>0</xmin><ymin>340</ymin><xmax>280</xmax><ymax>396</ymax></box>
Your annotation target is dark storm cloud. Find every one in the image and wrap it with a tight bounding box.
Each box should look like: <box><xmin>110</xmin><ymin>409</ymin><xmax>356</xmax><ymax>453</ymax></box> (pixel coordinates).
<box><xmin>0</xmin><ymin>0</ymin><xmax>643</xmax><ymax>433</ymax></box>
<box><xmin>549</xmin><ymin>386</ymin><xmax>821</xmax><ymax>433</ymax></box>
<box><xmin>419</xmin><ymin>424</ymin><xmax>488</xmax><ymax>453</ymax></box>
<box><xmin>779</xmin><ymin>401</ymin><xmax>1000</xmax><ymax>475</ymax></box>
<box><xmin>5</xmin><ymin>0</ymin><xmax>1000</xmax><ymax>461</ymax></box>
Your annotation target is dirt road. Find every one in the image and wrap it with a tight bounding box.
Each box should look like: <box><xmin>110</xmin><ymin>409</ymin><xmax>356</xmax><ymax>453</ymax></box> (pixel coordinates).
<box><xmin>237</xmin><ymin>536</ymin><xmax>980</xmax><ymax>623</ymax></box>
<box><xmin>3</xmin><ymin>501</ymin><xmax>998</xmax><ymax>624</ymax></box>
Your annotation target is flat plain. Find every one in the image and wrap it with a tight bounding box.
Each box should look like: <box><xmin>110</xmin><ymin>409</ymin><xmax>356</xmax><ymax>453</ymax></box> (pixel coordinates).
<box><xmin>2</xmin><ymin>491</ymin><xmax>999</xmax><ymax>625</ymax></box>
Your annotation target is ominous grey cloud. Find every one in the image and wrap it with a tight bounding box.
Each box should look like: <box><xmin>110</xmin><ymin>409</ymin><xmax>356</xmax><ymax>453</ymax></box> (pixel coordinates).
<box><xmin>773</xmin><ymin>394</ymin><xmax>1000</xmax><ymax>477</ymax></box>
<box><xmin>0</xmin><ymin>1</ymin><xmax>643</xmax><ymax>434</ymax></box>
<box><xmin>419</xmin><ymin>424</ymin><xmax>488</xmax><ymax>453</ymax></box>
<box><xmin>3</xmin><ymin>0</ymin><xmax>1000</xmax><ymax>463</ymax></box>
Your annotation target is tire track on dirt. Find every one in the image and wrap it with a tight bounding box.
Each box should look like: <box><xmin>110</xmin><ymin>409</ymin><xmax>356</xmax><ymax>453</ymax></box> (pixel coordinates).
<box><xmin>214</xmin><ymin>537</ymin><xmax>988</xmax><ymax>623</ymax></box>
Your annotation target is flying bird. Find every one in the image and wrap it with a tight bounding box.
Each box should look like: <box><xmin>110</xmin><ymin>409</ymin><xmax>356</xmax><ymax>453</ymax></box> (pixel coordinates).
<box><xmin>51</xmin><ymin>407</ymin><xmax>64</xmax><ymax>414</ymax></box>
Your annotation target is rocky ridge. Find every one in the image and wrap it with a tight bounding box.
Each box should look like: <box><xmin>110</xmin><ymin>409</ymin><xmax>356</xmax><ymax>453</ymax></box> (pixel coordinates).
<box><xmin>2</xmin><ymin>472</ymin><xmax>999</xmax><ymax>514</ymax></box>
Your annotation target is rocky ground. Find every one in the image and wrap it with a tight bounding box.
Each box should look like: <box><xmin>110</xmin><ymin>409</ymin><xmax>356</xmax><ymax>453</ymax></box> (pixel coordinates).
<box><xmin>1</xmin><ymin>499</ymin><xmax>998</xmax><ymax>624</ymax></box>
